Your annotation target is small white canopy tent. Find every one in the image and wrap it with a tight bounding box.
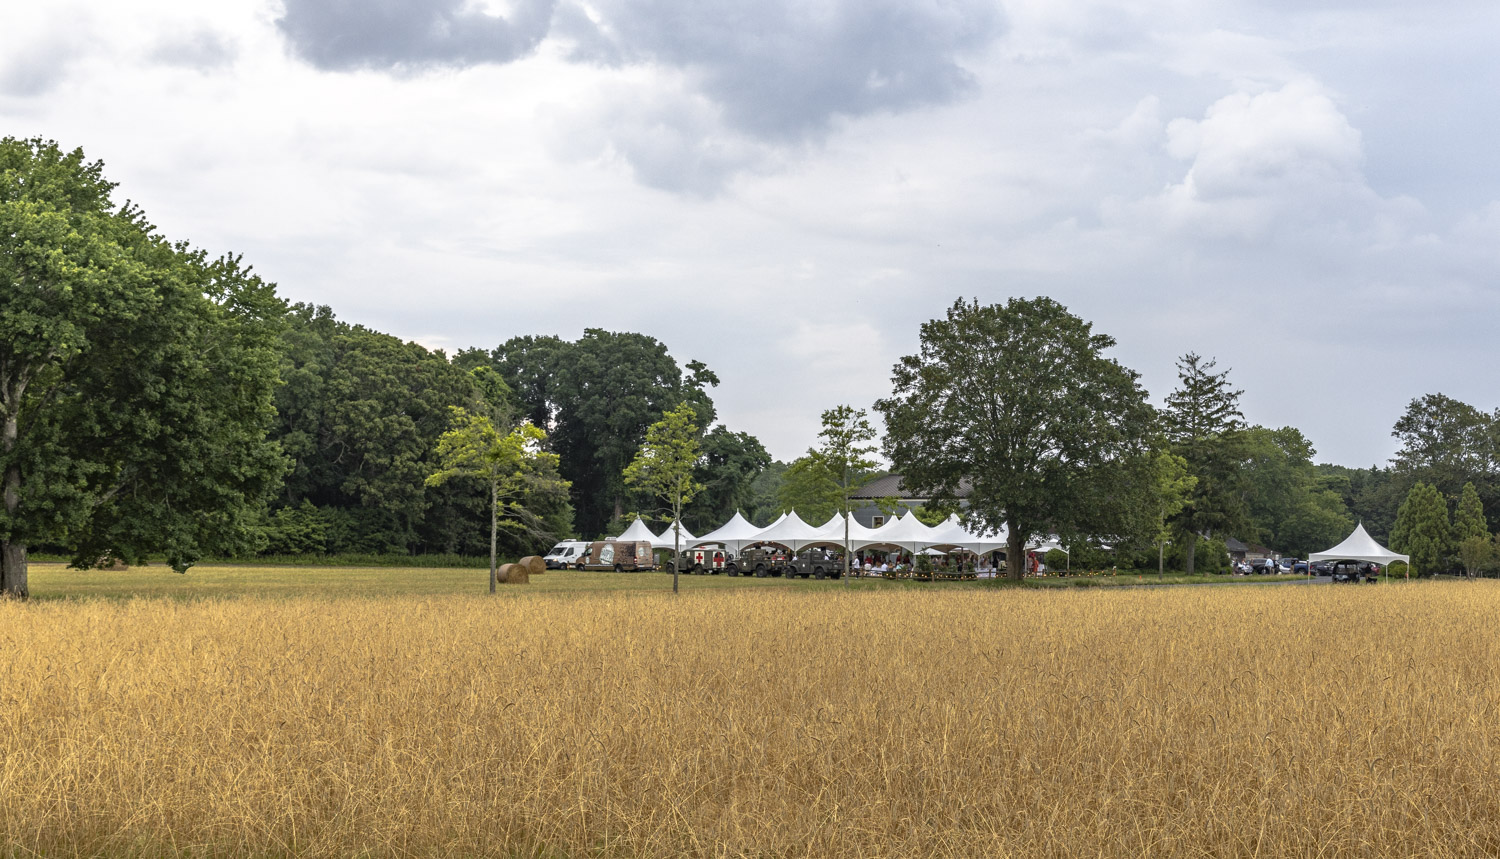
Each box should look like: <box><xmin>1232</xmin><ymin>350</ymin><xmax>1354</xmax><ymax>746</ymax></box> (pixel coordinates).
<box><xmin>689</xmin><ymin>511</ymin><xmax>765</xmax><ymax>554</ymax></box>
<box><xmin>1309</xmin><ymin>523</ymin><xmax>1408</xmax><ymax>573</ymax></box>
<box><xmin>616</xmin><ymin>517</ymin><xmax>659</xmax><ymax>543</ymax></box>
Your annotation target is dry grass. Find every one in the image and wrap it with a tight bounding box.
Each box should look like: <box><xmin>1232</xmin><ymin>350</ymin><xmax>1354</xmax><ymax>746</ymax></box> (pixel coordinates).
<box><xmin>1</xmin><ymin>582</ymin><xmax>1496</xmax><ymax>857</ymax></box>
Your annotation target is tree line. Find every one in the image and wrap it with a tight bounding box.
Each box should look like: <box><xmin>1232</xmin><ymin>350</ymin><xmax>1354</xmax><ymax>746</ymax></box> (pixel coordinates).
<box><xmin>5</xmin><ymin>138</ymin><xmax>1493</xmax><ymax>597</ymax></box>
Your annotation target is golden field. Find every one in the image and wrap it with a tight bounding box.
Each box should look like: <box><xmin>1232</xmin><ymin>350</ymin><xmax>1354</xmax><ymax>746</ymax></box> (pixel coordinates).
<box><xmin>1</xmin><ymin>581</ymin><xmax>1497</xmax><ymax>857</ymax></box>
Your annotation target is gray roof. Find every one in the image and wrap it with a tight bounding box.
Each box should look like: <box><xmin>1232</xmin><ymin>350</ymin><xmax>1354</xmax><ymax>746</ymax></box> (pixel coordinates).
<box><xmin>850</xmin><ymin>474</ymin><xmax>972</xmax><ymax>501</ymax></box>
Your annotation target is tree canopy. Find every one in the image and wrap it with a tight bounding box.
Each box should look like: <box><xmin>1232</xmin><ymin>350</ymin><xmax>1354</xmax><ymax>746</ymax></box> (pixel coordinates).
<box><xmin>1</xmin><ymin>137</ymin><xmax>286</xmax><ymax>595</ymax></box>
<box><xmin>876</xmin><ymin>297</ymin><xmax>1155</xmax><ymax>581</ymax></box>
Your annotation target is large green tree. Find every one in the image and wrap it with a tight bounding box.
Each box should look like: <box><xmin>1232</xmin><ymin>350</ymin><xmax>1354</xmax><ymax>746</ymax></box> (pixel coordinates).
<box><xmin>1161</xmin><ymin>353</ymin><xmax>1249</xmax><ymax>575</ymax></box>
<box><xmin>1238</xmin><ymin>426</ymin><xmax>1354</xmax><ymax>557</ymax></box>
<box><xmin>1390</xmin><ymin>481</ymin><xmax>1451</xmax><ymax>576</ymax></box>
<box><xmin>0</xmin><ymin>138</ymin><xmax>286</xmax><ymax>595</ymax></box>
<box><xmin>684</xmin><ymin>427</ymin><xmax>770</xmax><ymax>533</ymax></box>
<box><xmin>876</xmin><ymin>297</ymin><xmax>1156</xmax><ymax>582</ymax></box>
<box><xmin>1390</xmin><ymin>393</ymin><xmax>1499</xmax><ymax>525</ymax></box>
<box><xmin>491</xmin><ymin>330</ymin><xmax>713</xmax><ymax>538</ymax></box>
<box><xmin>272</xmin><ymin>304</ymin><xmax>488</xmax><ymax>554</ymax></box>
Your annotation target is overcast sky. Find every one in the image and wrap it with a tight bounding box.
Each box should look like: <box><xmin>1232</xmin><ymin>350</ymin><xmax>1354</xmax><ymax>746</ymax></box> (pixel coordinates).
<box><xmin>4</xmin><ymin>0</ymin><xmax>1498</xmax><ymax>467</ymax></box>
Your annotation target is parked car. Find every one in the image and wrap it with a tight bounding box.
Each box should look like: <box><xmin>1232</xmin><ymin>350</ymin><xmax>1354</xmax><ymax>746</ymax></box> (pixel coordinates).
<box><xmin>1310</xmin><ymin>560</ymin><xmax>1334</xmax><ymax>574</ymax></box>
<box><xmin>1291</xmin><ymin>560</ymin><xmax>1309</xmax><ymax>574</ymax></box>
<box><xmin>543</xmin><ymin>540</ymin><xmax>590</xmax><ymax>570</ymax></box>
<box><xmin>1330</xmin><ymin>561</ymin><xmax>1378</xmax><ymax>583</ymax></box>
<box><xmin>1249</xmin><ymin>558</ymin><xmax>1279</xmax><ymax>574</ymax></box>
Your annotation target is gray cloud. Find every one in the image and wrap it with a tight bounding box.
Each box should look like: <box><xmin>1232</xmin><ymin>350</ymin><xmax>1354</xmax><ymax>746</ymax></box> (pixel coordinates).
<box><xmin>150</xmin><ymin>30</ymin><xmax>238</xmax><ymax>71</ymax></box>
<box><xmin>585</xmin><ymin>0</ymin><xmax>1005</xmax><ymax>139</ymax></box>
<box><xmin>275</xmin><ymin>0</ymin><xmax>558</xmax><ymax>71</ymax></box>
<box><xmin>0</xmin><ymin>32</ymin><xmax>87</xmax><ymax>96</ymax></box>
<box><xmin>273</xmin><ymin>0</ymin><xmax>1003</xmax><ymax>140</ymax></box>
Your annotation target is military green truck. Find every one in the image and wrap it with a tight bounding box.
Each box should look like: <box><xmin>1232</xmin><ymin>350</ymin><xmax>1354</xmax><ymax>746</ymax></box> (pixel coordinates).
<box><xmin>782</xmin><ymin>548</ymin><xmax>845</xmax><ymax>579</ymax></box>
<box><xmin>724</xmin><ymin>547</ymin><xmax>785</xmax><ymax>577</ymax></box>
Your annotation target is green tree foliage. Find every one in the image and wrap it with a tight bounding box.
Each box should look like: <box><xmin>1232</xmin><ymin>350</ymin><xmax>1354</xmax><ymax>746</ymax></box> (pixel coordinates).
<box><xmin>1390</xmin><ymin>482</ymin><xmax>1452</xmax><ymax>576</ymax></box>
<box><xmin>1161</xmin><ymin>353</ymin><xmax>1249</xmax><ymax>574</ymax></box>
<box><xmin>427</xmin><ymin>408</ymin><xmax>568</xmax><ymax>593</ymax></box>
<box><xmin>0</xmin><ymin>138</ymin><xmax>286</xmax><ymax>594</ymax></box>
<box><xmin>811</xmin><ymin>405</ymin><xmax>879</xmax><ymax>578</ymax></box>
<box><xmin>487</xmin><ymin>331</ymin><xmax>726</xmax><ymax>538</ymax></box>
<box><xmin>1238</xmin><ymin>426</ymin><xmax>1354</xmax><ymax>557</ymax></box>
<box><xmin>623</xmin><ymin>402</ymin><xmax>704</xmax><ymax>593</ymax></box>
<box><xmin>272</xmin><ymin>304</ymin><xmax>498</xmax><ymax>554</ymax></box>
<box><xmin>684</xmin><ymin>427</ymin><xmax>770</xmax><ymax>533</ymax></box>
<box><xmin>877</xmin><ymin>297</ymin><xmax>1156</xmax><ymax>582</ymax></box>
<box><xmin>744</xmin><ymin>461</ymin><xmax>790</xmax><ymax>526</ymax></box>
<box><xmin>777</xmin><ymin>455</ymin><xmax>840</xmax><ymax>523</ymax></box>
<box><xmin>1150</xmin><ymin>450</ymin><xmax>1197</xmax><ymax>575</ymax></box>
<box><xmin>1454</xmin><ymin>481</ymin><xmax>1488</xmax><ymax>542</ymax></box>
<box><xmin>1391</xmin><ymin>394</ymin><xmax>1496</xmax><ymax>500</ymax></box>
<box><xmin>1458</xmin><ymin>534</ymin><xmax>1493</xmax><ymax>579</ymax></box>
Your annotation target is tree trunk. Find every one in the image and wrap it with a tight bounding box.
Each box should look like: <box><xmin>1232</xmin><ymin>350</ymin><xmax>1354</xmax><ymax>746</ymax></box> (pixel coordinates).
<box><xmin>2</xmin><ymin>402</ymin><xmax>27</xmax><ymax>598</ymax></box>
<box><xmin>671</xmin><ymin>492</ymin><xmax>680</xmax><ymax>595</ymax></box>
<box><xmin>1183</xmin><ymin>532</ymin><xmax>1199</xmax><ymax>576</ymax></box>
<box><xmin>1158</xmin><ymin>542</ymin><xmax>1165</xmax><ymax>578</ymax></box>
<box><xmin>1</xmin><ymin>540</ymin><xmax>26</xmax><ymax>600</ymax></box>
<box><xmin>1007</xmin><ymin>517</ymin><xmax>1025</xmax><ymax>582</ymax></box>
<box><xmin>488</xmin><ymin>482</ymin><xmax>498</xmax><ymax>594</ymax></box>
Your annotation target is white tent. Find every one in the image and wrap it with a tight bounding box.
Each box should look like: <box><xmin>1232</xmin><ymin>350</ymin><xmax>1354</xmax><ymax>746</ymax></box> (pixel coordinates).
<box><xmin>853</xmin><ymin>512</ymin><xmax>942</xmax><ymax>553</ymax></box>
<box><xmin>810</xmin><ymin>512</ymin><xmax>881</xmax><ymax>548</ymax></box>
<box><xmin>651</xmin><ymin>520</ymin><xmax>697</xmax><ymax>551</ymax></box>
<box><xmin>616</xmin><ymin>517</ymin><xmax>659</xmax><ymax>543</ymax></box>
<box><xmin>745</xmin><ymin>511</ymin><xmax>826</xmax><ymax>552</ymax></box>
<box><xmin>925</xmin><ymin>514</ymin><xmax>1011</xmax><ymax>555</ymax></box>
<box><xmin>1309</xmin><ymin>523</ymin><xmax>1408</xmax><ymax>568</ymax></box>
<box><xmin>689</xmin><ymin>511</ymin><xmax>765</xmax><ymax>554</ymax></box>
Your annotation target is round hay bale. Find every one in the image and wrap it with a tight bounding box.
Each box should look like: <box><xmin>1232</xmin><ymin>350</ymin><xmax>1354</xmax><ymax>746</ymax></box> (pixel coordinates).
<box><xmin>520</xmin><ymin>555</ymin><xmax>546</xmax><ymax>575</ymax></box>
<box><xmin>498</xmin><ymin>563</ymin><xmax>529</xmax><ymax>585</ymax></box>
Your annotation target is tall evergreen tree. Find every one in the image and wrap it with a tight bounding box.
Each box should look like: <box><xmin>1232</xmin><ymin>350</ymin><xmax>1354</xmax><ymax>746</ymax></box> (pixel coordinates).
<box><xmin>1454</xmin><ymin>481</ymin><xmax>1488</xmax><ymax>542</ymax></box>
<box><xmin>1161</xmin><ymin>353</ymin><xmax>1248</xmax><ymax>574</ymax></box>
<box><xmin>1390</xmin><ymin>482</ymin><xmax>1451</xmax><ymax>576</ymax></box>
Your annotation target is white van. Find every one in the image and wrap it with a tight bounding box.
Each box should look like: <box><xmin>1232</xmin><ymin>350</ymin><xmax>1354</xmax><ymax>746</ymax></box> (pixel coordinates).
<box><xmin>543</xmin><ymin>541</ymin><xmax>590</xmax><ymax>569</ymax></box>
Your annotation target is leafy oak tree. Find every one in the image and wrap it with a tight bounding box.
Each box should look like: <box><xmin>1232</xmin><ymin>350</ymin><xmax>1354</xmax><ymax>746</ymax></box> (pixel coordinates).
<box><xmin>624</xmin><ymin>402</ymin><xmax>704</xmax><ymax>594</ymax></box>
<box><xmin>877</xmin><ymin>297</ymin><xmax>1155</xmax><ymax>582</ymax></box>
<box><xmin>1</xmin><ymin>138</ymin><xmax>286</xmax><ymax>596</ymax></box>
<box><xmin>426</xmin><ymin>408</ymin><xmax>568</xmax><ymax>593</ymax></box>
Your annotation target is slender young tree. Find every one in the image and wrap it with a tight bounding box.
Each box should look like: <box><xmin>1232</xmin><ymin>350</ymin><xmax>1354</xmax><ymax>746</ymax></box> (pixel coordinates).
<box><xmin>624</xmin><ymin>402</ymin><xmax>704</xmax><ymax>594</ymax></box>
<box><xmin>810</xmin><ymin>405</ymin><xmax>879</xmax><ymax>582</ymax></box>
<box><xmin>1151</xmin><ymin>450</ymin><xmax>1197</xmax><ymax>577</ymax></box>
<box><xmin>426</xmin><ymin>408</ymin><xmax>568</xmax><ymax>593</ymax></box>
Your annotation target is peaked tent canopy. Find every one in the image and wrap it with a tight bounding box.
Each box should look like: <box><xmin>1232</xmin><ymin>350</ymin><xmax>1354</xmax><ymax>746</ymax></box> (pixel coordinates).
<box><xmin>690</xmin><ymin>511</ymin><xmax>766</xmax><ymax>554</ymax></box>
<box><xmin>616</xmin><ymin>517</ymin><xmax>658</xmax><ymax>544</ymax></box>
<box><xmin>810</xmin><ymin>513</ymin><xmax>881</xmax><ymax>548</ymax></box>
<box><xmin>854</xmin><ymin>512</ymin><xmax>943</xmax><ymax>553</ymax></box>
<box><xmin>925</xmin><ymin>514</ymin><xmax>1011</xmax><ymax>555</ymax></box>
<box><xmin>652</xmin><ymin>521</ymin><xmax>697</xmax><ymax>551</ymax></box>
<box><xmin>746</xmin><ymin>511</ymin><xmax>826</xmax><ymax>552</ymax></box>
<box><xmin>1308</xmin><ymin>523</ymin><xmax>1409</xmax><ymax>566</ymax></box>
